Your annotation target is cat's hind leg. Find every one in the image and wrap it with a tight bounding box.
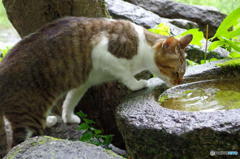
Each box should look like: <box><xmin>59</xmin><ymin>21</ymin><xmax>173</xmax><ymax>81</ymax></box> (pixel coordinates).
<box><xmin>0</xmin><ymin>113</ymin><xmax>7</xmax><ymax>158</ymax></box>
<box><xmin>62</xmin><ymin>85</ymin><xmax>88</xmax><ymax>124</ymax></box>
<box><xmin>5</xmin><ymin>110</ymin><xmax>45</xmax><ymax>148</ymax></box>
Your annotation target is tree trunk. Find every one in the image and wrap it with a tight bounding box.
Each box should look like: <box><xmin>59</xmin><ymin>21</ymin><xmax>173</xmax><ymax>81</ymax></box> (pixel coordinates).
<box><xmin>3</xmin><ymin>0</ymin><xmax>109</xmax><ymax>37</ymax></box>
<box><xmin>3</xmin><ymin>0</ymin><xmax>134</xmax><ymax>148</ymax></box>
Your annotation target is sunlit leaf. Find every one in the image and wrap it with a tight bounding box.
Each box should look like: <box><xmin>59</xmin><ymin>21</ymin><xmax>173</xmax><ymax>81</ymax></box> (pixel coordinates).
<box><xmin>208</xmin><ymin>41</ymin><xmax>225</xmax><ymax>51</ymax></box>
<box><xmin>229</xmin><ymin>52</ymin><xmax>240</xmax><ymax>58</ymax></box>
<box><xmin>148</xmin><ymin>23</ymin><xmax>171</xmax><ymax>36</ymax></box>
<box><xmin>222</xmin><ymin>37</ymin><xmax>240</xmax><ymax>52</ymax></box>
<box><xmin>176</xmin><ymin>28</ymin><xmax>204</xmax><ymax>46</ymax></box>
<box><xmin>186</xmin><ymin>59</ymin><xmax>198</xmax><ymax>66</ymax></box>
<box><xmin>214</xmin><ymin>7</ymin><xmax>240</xmax><ymax>39</ymax></box>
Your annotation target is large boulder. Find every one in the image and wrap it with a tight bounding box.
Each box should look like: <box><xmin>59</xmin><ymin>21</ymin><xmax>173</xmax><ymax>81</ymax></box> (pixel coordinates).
<box><xmin>125</xmin><ymin>0</ymin><xmax>226</xmax><ymax>37</ymax></box>
<box><xmin>106</xmin><ymin>0</ymin><xmax>190</xmax><ymax>35</ymax></box>
<box><xmin>4</xmin><ymin>136</ymin><xmax>125</xmax><ymax>159</ymax></box>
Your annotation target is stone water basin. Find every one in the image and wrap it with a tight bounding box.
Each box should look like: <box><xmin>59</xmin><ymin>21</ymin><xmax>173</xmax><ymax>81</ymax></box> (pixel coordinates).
<box><xmin>116</xmin><ymin>78</ymin><xmax>240</xmax><ymax>159</ymax></box>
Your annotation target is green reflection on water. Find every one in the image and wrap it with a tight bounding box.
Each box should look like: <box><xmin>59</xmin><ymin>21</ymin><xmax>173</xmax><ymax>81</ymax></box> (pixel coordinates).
<box><xmin>159</xmin><ymin>82</ymin><xmax>240</xmax><ymax>112</ymax></box>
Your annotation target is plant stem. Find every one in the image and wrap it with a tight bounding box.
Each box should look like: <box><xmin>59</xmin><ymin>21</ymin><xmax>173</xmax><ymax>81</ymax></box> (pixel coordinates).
<box><xmin>204</xmin><ymin>24</ymin><xmax>209</xmax><ymax>60</ymax></box>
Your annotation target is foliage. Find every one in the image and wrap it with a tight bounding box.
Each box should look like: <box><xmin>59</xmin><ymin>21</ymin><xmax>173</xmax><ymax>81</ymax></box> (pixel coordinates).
<box><xmin>0</xmin><ymin>2</ymin><xmax>11</xmax><ymax>28</ymax></box>
<box><xmin>0</xmin><ymin>47</ymin><xmax>10</xmax><ymax>61</ymax></box>
<box><xmin>178</xmin><ymin>7</ymin><xmax>240</xmax><ymax>65</ymax></box>
<box><xmin>77</xmin><ymin>111</ymin><xmax>113</xmax><ymax>147</ymax></box>
<box><xmin>208</xmin><ymin>7</ymin><xmax>240</xmax><ymax>53</ymax></box>
<box><xmin>174</xmin><ymin>0</ymin><xmax>240</xmax><ymax>14</ymax></box>
<box><xmin>176</xmin><ymin>28</ymin><xmax>204</xmax><ymax>46</ymax></box>
<box><xmin>148</xmin><ymin>23</ymin><xmax>170</xmax><ymax>36</ymax></box>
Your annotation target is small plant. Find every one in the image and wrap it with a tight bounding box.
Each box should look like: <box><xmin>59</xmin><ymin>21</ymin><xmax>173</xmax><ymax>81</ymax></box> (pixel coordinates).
<box><xmin>0</xmin><ymin>46</ymin><xmax>10</xmax><ymax>61</ymax></box>
<box><xmin>208</xmin><ymin>7</ymin><xmax>240</xmax><ymax>53</ymax></box>
<box><xmin>77</xmin><ymin>111</ymin><xmax>113</xmax><ymax>147</ymax></box>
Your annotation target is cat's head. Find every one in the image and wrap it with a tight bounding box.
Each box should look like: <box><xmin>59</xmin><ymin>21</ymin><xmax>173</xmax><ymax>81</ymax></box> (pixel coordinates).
<box><xmin>151</xmin><ymin>34</ymin><xmax>192</xmax><ymax>86</ymax></box>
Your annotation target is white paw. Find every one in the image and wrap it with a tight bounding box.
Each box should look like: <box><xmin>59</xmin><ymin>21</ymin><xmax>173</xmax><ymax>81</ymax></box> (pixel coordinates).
<box><xmin>130</xmin><ymin>79</ymin><xmax>148</xmax><ymax>91</ymax></box>
<box><xmin>46</xmin><ymin>116</ymin><xmax>58</xmax><ymax>127</ymax></box>
<box><xmin>62</xmin><ymin>114</ymin><xmax>81</xmax><ymax>124</ymax></box>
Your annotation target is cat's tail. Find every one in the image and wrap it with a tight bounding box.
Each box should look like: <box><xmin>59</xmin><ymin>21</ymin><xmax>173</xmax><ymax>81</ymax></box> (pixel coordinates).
<box><xmin>0</xmin><ymin>112</ymin><xmax>7</xmax><ymax>158</ymax></box>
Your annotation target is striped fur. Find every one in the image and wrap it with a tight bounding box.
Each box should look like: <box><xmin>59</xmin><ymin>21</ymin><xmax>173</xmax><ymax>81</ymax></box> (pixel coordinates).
<box><xmin>0</xmin><ymin>17</ymin><xmax>192</xmax><ymax>157</ymax></box>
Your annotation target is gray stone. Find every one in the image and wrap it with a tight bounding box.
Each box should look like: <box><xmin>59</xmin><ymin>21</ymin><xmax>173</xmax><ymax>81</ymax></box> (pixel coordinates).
<box><xmin>125</xmin><ymin>0</ymin><xmax>226</xmax><ymax>37</ymax></box>
<box><xmin>184</xmin><ymin>59</ymin><xmax>240</xmax><ymax>83</ymax></box>
<box><xmin>168</xmin><ymin>19</ymin><xmax>199</xmax><ymax>30</ymax></box>
<box><xmin>4</xmin><ymin>136</ymin><xmax>125</xmax><ymax>159</ymax></box>
<box><xmin>106</xmin><ymin>0</ymin><xmax>186</xmax><ymax>35</ymax></box>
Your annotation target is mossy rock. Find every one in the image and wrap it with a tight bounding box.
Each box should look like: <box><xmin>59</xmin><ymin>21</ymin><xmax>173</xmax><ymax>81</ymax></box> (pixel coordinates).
<box><xmin>4</xmin><ymin>136</ymin><xmax>125</xmax><ymax>159</ymax></box>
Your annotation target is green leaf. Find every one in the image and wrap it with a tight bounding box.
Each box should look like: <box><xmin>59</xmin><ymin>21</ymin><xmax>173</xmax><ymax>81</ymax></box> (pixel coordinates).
<box><xmin>90</xmin><ymin>140</ymin><xmax>102</xmax><ymax>146</ymax></box>
<box><xmin>80</xmin><ymin>131</ymin><xmax>94</xmax><ymax>142</ymax></box>
<box><xmin>214</xmin><ymin>7</ymin><xmax>240</xmax><ymax>39</ymax></box>
<box><xmin>229</xmin><ymin>52</ymin><xmax>240</xmax><ymax>58</ymax></box>
<box><xmin>148</xmin><ymin>23</ymin><xmax>171</xmax><ymax>36</ymax></box>
<box><xmin>223</xmin><ymin>27</ymin><xmax>240</xmax><ymax>39</ymax></box>
<box><xmin>83</xmin><ymin>118</ymin><xmax>95</xmax><ymax>124</ymax></box>
<box><xmin>209</xmin><ymin>58</ymin><xmax>218</xmax><ymax>62</ymax></box>
<box><xmin>76</xmin><ymin>111</ymin><xmax>87</xmax><ymax>118</ymax></box>
<box><xmin>222</xmin><ymin>38</ymin><xmax>240</xmax><ymax>52</ymax></box>
<box><xmin>94</xmin><ymin>129</ymin><xmax>102</xmax><ymax>135</ymax></box>
<box><xmin>176</xmin><ymin>29</ymin><xmax>204</xmax><ymax>46</ymax></box>
<box><xmin>208</xmin><ymin>41</ymin><xmax>225</xmax><ymax>51</ymax></box>
<box><xmin>77</xmin><ymin>123</ymin><xmax>90</xmax><ymax>130</ymax></box>
<box><xmin>0</xmin><ymin>46</ymin><xmax>11</xmax><ymax>61</ymax></box>
<box><xmin>102</xmin><ymin>135</ymin><xmax>113</xmax><ymax>145</ymax></box>
<box><xmin>186</xmin><ymin>59</ymin><xmax>198</xmax><ymax>66</ymax></box>
<box><xmin>200</xmin><ymin>59</ymin><xmax>209</xmax><ymax>64</ymax></box>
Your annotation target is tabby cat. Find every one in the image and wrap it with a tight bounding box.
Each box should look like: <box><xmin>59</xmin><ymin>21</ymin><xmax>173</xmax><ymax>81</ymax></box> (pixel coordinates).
<box><xmin>0</xmin><ymin>17</ymin><xmax>192</xmax><ymax>157</ymax></box>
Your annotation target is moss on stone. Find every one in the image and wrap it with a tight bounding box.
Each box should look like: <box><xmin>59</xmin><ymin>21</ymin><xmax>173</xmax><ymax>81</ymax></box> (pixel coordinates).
<box><xmin>104</xmin><ymin>149</ymin><xmax>126</xmax><ymax>159</ymax></box>
<box><xmin>6</xmin><ymin>147</ymin><xmax>21</xmax><ymax>159</ymax></box>
<box><xmin>216</xmin><ymin>58</ymin><xmax>240</xmax><ymax>68</ymax></box>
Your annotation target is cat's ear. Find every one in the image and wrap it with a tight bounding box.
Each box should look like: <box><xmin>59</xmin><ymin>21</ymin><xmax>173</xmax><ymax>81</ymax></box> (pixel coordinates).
<box><xmin>179</xmin><ymin>34</ymin><xmax>193</xmax><ymax>49</ymax></box>
<box><xmin>162</xmin><ymin>36</ymin><xmax>177</xmax><ymax>49</ymax></box>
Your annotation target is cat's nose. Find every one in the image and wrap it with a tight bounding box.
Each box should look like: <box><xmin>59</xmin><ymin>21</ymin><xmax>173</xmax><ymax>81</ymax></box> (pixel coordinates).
<box><xmin>172</xmin><ymin>78</ymin><xmax>183</xmax><ymax>85</ymax></box>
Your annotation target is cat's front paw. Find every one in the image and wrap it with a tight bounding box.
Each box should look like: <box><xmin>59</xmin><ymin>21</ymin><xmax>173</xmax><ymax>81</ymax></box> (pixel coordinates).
<box><xmin>62</xmin><ymin>114</ymin><xmax>81</xmax><ymax>124</ymax></box>
<box><xmin>129</xmin><ymin>79</ymin><xmax>148</xmax><ymax>91</ymax></box>
<box><xmin>46</xmin><ymin>116</ymin><xmax>58</xmax><ymax>127</ymax></box>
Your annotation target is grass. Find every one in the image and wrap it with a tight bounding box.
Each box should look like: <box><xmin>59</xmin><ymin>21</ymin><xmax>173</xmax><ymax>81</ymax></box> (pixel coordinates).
<box><xmin>0</xmin><ymin>2</ymin><xmax>11</xmax><ymax>29</ymax></box>
<box><xmin>174</xmin><ymin>0</ymin><xmax>240</xmax><ymax>14</ymax></box>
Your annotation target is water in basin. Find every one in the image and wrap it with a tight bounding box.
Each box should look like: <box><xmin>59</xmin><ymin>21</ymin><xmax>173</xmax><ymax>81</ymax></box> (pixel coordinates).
<box><xmin>159</xmin><ymin>80</ymin><xmax>240</xmax><ymax>112</ymax></box>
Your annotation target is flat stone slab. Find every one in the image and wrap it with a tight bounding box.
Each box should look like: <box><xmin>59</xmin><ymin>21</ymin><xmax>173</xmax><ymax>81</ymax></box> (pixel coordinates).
<box><xmin>4</xmin><ymin>136</ymin><xmax>125</xmax><ymax>159</ymax></box>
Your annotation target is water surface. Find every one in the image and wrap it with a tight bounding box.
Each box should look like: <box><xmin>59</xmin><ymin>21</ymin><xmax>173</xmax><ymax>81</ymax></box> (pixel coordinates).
<box><xmin>159</xmin><ymin>80</ymin><xmax>240</xmax><ymax>112</ymax></box>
